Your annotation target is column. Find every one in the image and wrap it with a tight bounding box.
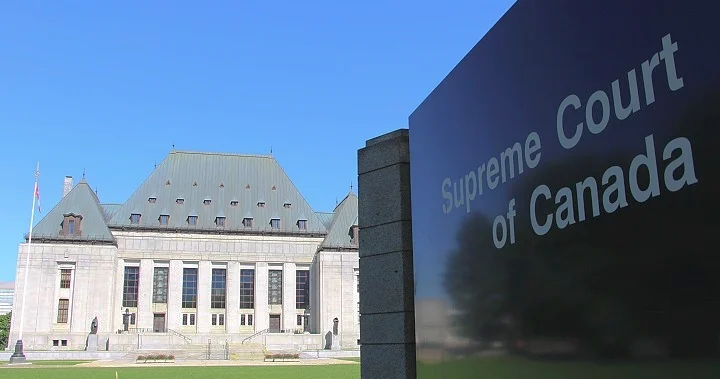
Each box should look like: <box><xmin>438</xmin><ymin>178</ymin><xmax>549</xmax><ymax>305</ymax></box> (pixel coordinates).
<box><xmin>196</xmin><ymin>261</ymin><xmax>212</xmax><ymax>334</ymax></box>
<box><xmin>357</xmin><ymin>129</ymin><xmax>416</xmax><ymax>378</ymax></box>
<box><xmin>255</xmin><ymin>262</ymin><xmax>269</xmax><ymax>331</ymax></box>
<box><xmin>167</xmin><ymin>260</ymin><xmax>183</xmax><ymax>331</ymax></box>
<box><xmin>226</xmin><ymin>262</ymin><xmax>241</xmax><ymax>333</ymax></box>
<box><xmin>138</xmin><ymin>259</ymin><xmax>154</xmax><ymax>330</ymax></box>
<box><xmin>282</xmin><ymin>262</ymin><xmax>296</xmax><ymax>331</ymax></box>
<box><xmin>113</xmin><ymin>259</ymin><xmax>126</xmax><ymax>331</ymax></box>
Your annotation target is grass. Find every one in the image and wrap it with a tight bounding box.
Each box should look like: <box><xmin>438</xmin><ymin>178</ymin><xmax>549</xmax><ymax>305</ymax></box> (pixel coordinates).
<box><xmin>417</xmin><ymin>356</ymin><xmax>720</xmax><ymax>379</ymax></box>
<box><xmin>0</xmin><ymin>365</ymin><xmax>361</xmax><ymax>379</ymax></box>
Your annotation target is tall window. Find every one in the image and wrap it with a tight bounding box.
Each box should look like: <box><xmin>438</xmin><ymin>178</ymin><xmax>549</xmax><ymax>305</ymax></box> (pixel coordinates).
<box><xmin>182</xmin><ymin>268</ymin><xmax>198</xmax><ymax>308</ymax></box>
<box><xmin>153</xmin><ymin>267</ymin><xmax>169</xmax><ymax>303</ymax></box>
<box><xmin>239</xmin><ymin>269</ymin><xmax>255</xmax><ymax>309</ymax></box>
<box><xmin>60</xmin><ymin>269</ymin><xmax>72</xmax><ymax>289</ymax></box>
<box><xmin>268</xmin><ymin>270</ymin><xmax>283</xmax><ymax>305</ymax></box>
<box><xmin>68</xmin><ymin>219</ymin><xmax>75</xmax><ymax>234</ymax></box>
<box><xmin>57</xmin><ymin>298</ymin><xmax>69</xmax><ymax>323</ymax></box>
<box><xmin>296</xmin><ymin>270</ymin><xmax>309</xmax><ymax>309</ymax></box>
<box><xmin>122</xmin><ymin>266</ymin><xmax>140</xmax><ymax>308</ymax></box>
<box><xmin>211</xmin><ymin>268</ymin><xmax>227</xmax><ymax>309</ymax></box>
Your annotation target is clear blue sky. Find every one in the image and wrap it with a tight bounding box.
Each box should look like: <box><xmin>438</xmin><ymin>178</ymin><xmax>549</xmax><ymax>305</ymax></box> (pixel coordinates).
<box><xmin>0</xmin><ymin>0</ymin><xmax>515</xmax><ymax>282</ymax></box>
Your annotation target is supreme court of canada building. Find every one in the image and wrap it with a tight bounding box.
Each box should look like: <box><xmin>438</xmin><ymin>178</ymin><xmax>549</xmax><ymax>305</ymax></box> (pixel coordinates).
<box><xmin>7</xmin><ymin>150</ymin><xmax>360</xmax><ymax>352</ymax></box>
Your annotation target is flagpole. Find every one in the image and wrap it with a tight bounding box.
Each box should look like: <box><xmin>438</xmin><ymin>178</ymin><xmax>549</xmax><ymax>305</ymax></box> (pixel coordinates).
<box><xmin>10</xmin><ymin>163</ymin><xmax>39</xmax><ymax>363</ymax></box>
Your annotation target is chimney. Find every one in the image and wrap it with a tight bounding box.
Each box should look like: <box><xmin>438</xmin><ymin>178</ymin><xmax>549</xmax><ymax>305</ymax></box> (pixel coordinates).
<box><xmin>63</xmin><ymin>176</ymin><xmax>73</xmax><ymax>198</ymax></box>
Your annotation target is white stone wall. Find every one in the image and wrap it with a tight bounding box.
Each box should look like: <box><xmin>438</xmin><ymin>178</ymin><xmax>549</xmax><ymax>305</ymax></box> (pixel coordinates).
<box><xmin>315</xmin><ymin>250</ymin><xmax>360</xmax><ymax>348</ymax></box>
<box><xmin>9</xmin><ymin>230</ymin><xmax>362</xmax><ymax>351</ymax></box>
<box><xmin>9</xmin><ymin>243</ymin><xmax>118</xmax><ymax>350</ymax></box>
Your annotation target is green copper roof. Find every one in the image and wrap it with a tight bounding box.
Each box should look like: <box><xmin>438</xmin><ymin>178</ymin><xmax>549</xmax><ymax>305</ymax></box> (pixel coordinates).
<box><xmin>320</xmin><ymin>191</ymin><xmax>358</xmax><ymax>249</ymax></box>
<box><xmin>100</xmin><ymin>204</ymin><xmax>123</xmax><ymax>222</ymax></box>
<box><xmin>108</xmin><ymin>151</ymin><xmax>329</xmax><ymax>234</ymax></box>
<box><xmin>29</xmin><ymin>179</ymin><xmax>115</xmax><ymax>243</ymax></box>
<box><xmin>315</xmin><ymin>212</ymin><xmax>334</xmax><ymax>229</ymax></box>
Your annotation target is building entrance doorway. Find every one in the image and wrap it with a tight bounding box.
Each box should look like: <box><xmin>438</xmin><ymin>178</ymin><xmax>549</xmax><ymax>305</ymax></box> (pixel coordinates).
<box><xmin>269</xmin><ymin>314</ymin><xmax>281</xmax><ymax>333</ymax></box>
<box><xmin>153</xmin><ymin>313</ymin><xmax>166</xmax><ymax>333</ymax></box>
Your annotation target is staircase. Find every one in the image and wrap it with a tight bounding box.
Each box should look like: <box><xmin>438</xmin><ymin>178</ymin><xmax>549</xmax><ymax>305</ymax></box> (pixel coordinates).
<box><xmin>123</xmin><ymin>342</ymin><xmax>265</xmax><ymax>361</ymax></box>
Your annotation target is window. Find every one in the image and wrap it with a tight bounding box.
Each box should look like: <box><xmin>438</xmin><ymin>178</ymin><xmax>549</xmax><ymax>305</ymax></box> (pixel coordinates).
<box><xmin>270</xmin><ymin>219</ymin><xmax>280</xmax><ymax>229</ymax></box>
<box><xmin>122</xmin><ymin>266</ymin><xmax>140</xmax><ymax>308</ymax></box>
<box><xmin>182</xmin><ymin>268</ymin><xmax>198</xmax><ymax>308</ymax></box>
<box><xmin>215</xmin><ymin>217</ymin><xmax>226</xmax><ymax>227</ymax></box>
<box><xmin>212</xmin><ymin>314</ymin><xmax>225</xmax><ymax>326</ymax></box>
<box><xmin>296</xmin><ymin>270</ymin><xmax>309</xmax><ymax>309</ymax></box>
<box><xmin>268</xmin><ymin>270</ymin><xmax>283</xmax><ymax>305</ymax></box>
<box><xmin>283</xmin><ymin>203</ymin><xmax>291</xmax><ymax>208</ymax></box>
<box><xmin>61</xmin><ymin>339</ymin><xmax>68</xmax><ymax>347</ymax></box>
<box><xmin>240</xmin><ymin>314</ymin><xmax>254</xmax><ymax>326</ymax></box>
<box><xmin>203</xmin><ymin>199</ymin><xmax>211</xmax><ymax>205</ymax></box>
<box><xmin>148</xmin><ymin>197</ymin><xmax>157</xmax><ymax>203</ymax></box>
<box><xmin>239</xmin><ymin>269</ymin><xmax>255</xmax><ymax>309</ymax></box>
<box><xmin>60</xmin><ymin>269</ymin><xmax>72</xmax><ymax>289</ymax></box>
<box><xmin>176</xmin><ymin>198</ymin><xmax>184</xmax><ymax>205</ymax></box>
<box><xmin>62</xmin><ymin>215</ymin><xmax>82</xmax><ymax>236</ymax></box>
<box><xmin>243</xmin><ymin>218</ymin><xmax>253</xmax><ymax>228</ymax></box>
<box><xmin>130</xmin><ymin>213</ymin><xmax>141</xmax><ymax>224</ymax></box>
<box><xmin>297</xmin><ymin>219</ymin><xmax>307</xmax><ymax>231</ymax></box>
<box><xmin>53</xmin><ymin>340</ymin><xmax>59</xmax><ymax>347</ymax></box>
<box><xmin>188</xmin><ymin>215</ymin><xmax>198</xmax><ymax>226</ymax></box>
<box><xmin>182</xmin><ymin>313</ymin><xmax>196</xmax><ymax>326</ymax></box>
<box><xmin>153</xmin><ymin>267</ymin><xmax>169</xmax><ymax>303</ymax></box>
<box><xmin>159</xmin><ymin>214</ymin><xmax>169</xmax><ymax>225</ymax></box>
<box><xmin>211</xmin><ymin>268</ymin><xmax>227</xmax><ymax>309</ymax></box>
<box><xmin>230</xmin><ymin>201</ymin><xmax>238</xmax><ymax>207</ymax></box>
<box><xmin>257</xmin><ymin>202</ymin><xmax>265</xmax><ymax>208</ymax></box>
<box><xmin>57</xmin><ymin>298</ymin><xmax>69</xmax><ymax>323</ymax></box>
<box><xmin>297</xmin><ymin>315</ymin><xmax>302</xmax><ymax>326</ymax></box>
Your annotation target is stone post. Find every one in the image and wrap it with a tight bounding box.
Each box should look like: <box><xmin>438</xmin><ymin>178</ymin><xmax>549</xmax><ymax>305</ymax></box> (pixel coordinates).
<box><xmin>357</xmin><ymin>129</ymin><xmax>416</xmax><ymax>379</ymax></box>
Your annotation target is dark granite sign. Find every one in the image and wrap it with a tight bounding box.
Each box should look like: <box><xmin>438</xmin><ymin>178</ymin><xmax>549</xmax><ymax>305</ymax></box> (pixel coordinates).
<box><xmin>409</xmin><ymin>0</ymin><xmax>720</xmax><ymax>377</ymax></box>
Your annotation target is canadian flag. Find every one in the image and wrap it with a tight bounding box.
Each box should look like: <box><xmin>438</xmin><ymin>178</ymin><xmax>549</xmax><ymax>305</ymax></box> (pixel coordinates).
<box><xmin>35</xmin><ymin>182</ymin><xmax>41</xmax><ymax>213</ymax></box>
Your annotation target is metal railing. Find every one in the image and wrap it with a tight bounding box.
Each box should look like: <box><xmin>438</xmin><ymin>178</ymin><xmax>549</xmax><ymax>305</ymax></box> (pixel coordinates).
<box><xmin>242</xmin><ymin>328</ymin><xmax>269</xmax><ymax>344</ymax></box>
<box><xmin>167</xmin><ymin>329</ymin><xmax>191</xmax><ymax>344</ymax></box>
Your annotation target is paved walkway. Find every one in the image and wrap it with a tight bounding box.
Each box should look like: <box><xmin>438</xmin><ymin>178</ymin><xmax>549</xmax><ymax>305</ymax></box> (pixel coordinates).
<box><xmin>73</xmin><ymin>357</ymin><xmax>358</xmax><ymax>368</ymax></box>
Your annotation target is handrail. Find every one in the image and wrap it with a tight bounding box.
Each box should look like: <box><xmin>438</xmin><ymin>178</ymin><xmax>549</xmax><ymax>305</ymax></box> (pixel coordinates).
<box><xmin>242</xmin><ymin>328</ymin><xmax>269</xmax><ymax>344</ymax></box>
<box><xmin>167</xmin><ymin>329</ymin><xmax>191</xmax><ymax>344</ymax></box>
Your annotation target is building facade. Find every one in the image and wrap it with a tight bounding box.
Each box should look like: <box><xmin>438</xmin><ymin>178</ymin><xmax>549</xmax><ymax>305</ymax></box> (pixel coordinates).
<box><xmin>8</xmin><ymin>151</ymin><xmax>360</xmax><ymax>351</ymax></box>
<box><xmin>0</xmin><ymin>282</ymin><xmax>13</xmax><ymax>315</ymax></box>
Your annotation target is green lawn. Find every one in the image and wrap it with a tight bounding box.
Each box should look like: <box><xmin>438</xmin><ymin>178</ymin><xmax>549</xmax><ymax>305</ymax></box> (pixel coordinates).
<box><xmin>418</xmin><ymin>356</ymin><xmax>720</xmax><ymax>379</ymax></box>
<box><xmin>0</xmin><ymin>365</ymin><xmax>361</xmax><ymax>379</ymax></box>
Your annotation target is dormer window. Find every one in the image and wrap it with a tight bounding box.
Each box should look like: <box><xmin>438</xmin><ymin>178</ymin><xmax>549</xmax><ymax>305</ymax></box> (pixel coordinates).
<box><xmin>203</xmin><ymin>199</ymin><xmax>212</xmax><ymax>205</ymax></box>
<box><xmin>176</xmin><ymin>198</ymin><xmax>185</xmax><ymax>205</ymax></box>
<box><xmin>283</xmin><ymin>203</ymin><xmax>292</xmax><ymax>208</ymax></box>
<box><xmin>148</xmin><ymin>197</ymin><xmax>157</xmax><ymax>203</ymax></box>
<box><xmin>130</xmin><ymin>213</ymin><xmax>141</xmax><ymax>224</ymax></box>
<box><xmin>61</xmin><ymin>214</ymin><xmax>83</xmax><ymax>236</ymax></box>
<box><xmin>215</xmin><ymin>217</ymin><xmax>226</xmax><ymax>227</ymax></box>
<box><xmin>270</xmin><ymin>218</ymin><xmax>280</xmax><ymax>229</ymax></box>
<box><xmin>242</xmin><ymin>218</ymin><xmax>253</xmax><ymax>228</ymax></box>
<box><xmin>257</xmin><ymin>202</ymin><xmax>265</xmax><ymax>208</ymax></box>
<box><xmin>230</xmin><ymin>201</ymin><xmax>239</xmax><ymax>207</ymax></box>
<box><xmin>350</xmin><ymin>225</ymin><xmax>359</xmax><ymax>245</ymax></box>
<box><xmin>188</xmin><ymin>215</ymin><xmax>198</xmax><ymax>226</ymax></box>
<box><xmin>159</xmin><ymin>214</ymin><xmax>170</xmax><ymax>225</ymax></box>
<box><xmin>297</xmin><ymin>219</ymin><xmax>307</xmax><ymax>230</ymax></box>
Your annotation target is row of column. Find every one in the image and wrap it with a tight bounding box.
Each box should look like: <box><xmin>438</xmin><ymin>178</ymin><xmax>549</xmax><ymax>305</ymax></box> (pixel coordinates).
<box><xmin>114</xmin><ymin>259</ymin><xmax>299</xmax><ymax>333</ymax></box>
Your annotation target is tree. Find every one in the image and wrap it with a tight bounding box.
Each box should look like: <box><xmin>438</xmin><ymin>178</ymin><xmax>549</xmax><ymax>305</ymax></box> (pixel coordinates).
<box><xmin>0</xmin><ymin>312</ymin><xmax>11</xmax><ymax>350</ymax></box>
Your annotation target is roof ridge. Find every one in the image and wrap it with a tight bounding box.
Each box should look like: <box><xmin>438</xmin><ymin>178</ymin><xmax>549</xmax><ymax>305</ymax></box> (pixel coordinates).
<box><xmin>170</xmin><ymin>150</ymin><xmax>273</xmax><ymax>159</ymax></box>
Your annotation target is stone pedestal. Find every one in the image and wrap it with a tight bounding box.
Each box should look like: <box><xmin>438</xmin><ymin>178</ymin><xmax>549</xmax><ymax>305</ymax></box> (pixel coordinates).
<box><xmin>331</xmin><ymin>334</ymin><xmax>340</xmax><ymax>350</ymax></box>
<box><xmin>86</xmin><ymin>334</ymin><xmax>98</xmax><ymax>352</ymax></box>
<box><xmin>9</xmin><ymin>340</ymin><xmax>26</xmax><ymax>363</ymax></box>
